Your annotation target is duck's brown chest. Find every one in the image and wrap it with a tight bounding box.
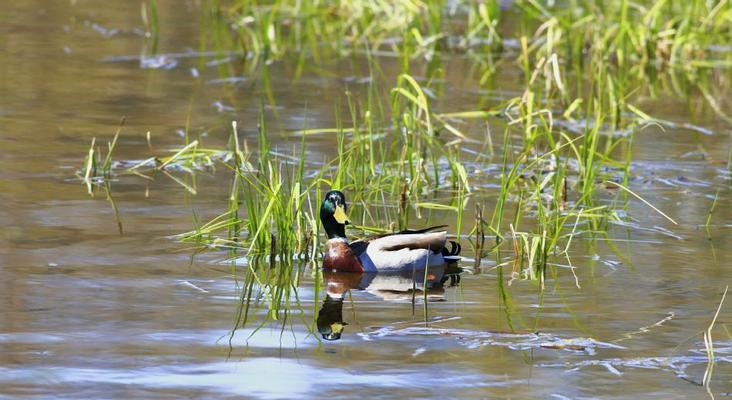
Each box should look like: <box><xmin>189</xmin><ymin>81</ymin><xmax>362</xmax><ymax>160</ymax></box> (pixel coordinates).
<box><xmin>323</xmin><ymin>239</ymin><xmax>364</xmax><ymax>272</ymax></box>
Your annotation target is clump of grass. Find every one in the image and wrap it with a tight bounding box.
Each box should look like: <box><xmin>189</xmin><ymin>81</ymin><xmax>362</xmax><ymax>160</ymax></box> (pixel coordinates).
<box><xmin>177</xmin><ymin>117</ymin><xmax>321</xmax><ymax>260</ymax></box>
<box><xmin>203</xmin><ymin>1</ymin><xmax>730</xmax><ymax>117</ymax></box>
<box><xmin>467</xmin><ymin>48</ymin><xmax>689</xmax><ymax>288</ymax></box>
<box><xmin>204</xmin><ymin>1</ymin><xmax>467</xmax><ymax>65</ymax></box>
<box><xmin>208</xmin><ymin>1</ymin><xmax>732</xmax><ymax>68</ymax></box>
<box><xmin>78</xmin><ymin>118</ymin><xmax>124</xmax><ymax>194</ymax></box>
<box><xmin>79</xmin><ymin>122</ymin><xmax>237</xmax><ymax>196</ymax></box>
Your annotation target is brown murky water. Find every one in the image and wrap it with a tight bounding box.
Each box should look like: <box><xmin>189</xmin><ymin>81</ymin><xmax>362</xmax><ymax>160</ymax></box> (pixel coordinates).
<box><xmin>2</xmin><ymin>1</ymin><xmax>732</xmax><ymax>398</ymax></box>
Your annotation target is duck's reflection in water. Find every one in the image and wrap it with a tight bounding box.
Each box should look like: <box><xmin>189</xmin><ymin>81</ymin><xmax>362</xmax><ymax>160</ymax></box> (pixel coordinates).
<box><xmin>317</xmin><ymin>264</ymin><xmax>462</xmax><ymax>340</ymax></box>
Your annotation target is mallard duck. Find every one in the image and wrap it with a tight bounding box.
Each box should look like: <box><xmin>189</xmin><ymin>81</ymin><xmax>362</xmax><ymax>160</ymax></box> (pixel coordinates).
<box><xmin>319</xmin><ymin>190</ymin><xmax>461</xmax><ymax>273</ymax></box>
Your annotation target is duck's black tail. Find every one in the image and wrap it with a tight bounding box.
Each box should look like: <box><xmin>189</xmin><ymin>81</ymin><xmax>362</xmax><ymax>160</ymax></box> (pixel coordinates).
<box><xmin>440</xmin><ymin>242</ymin><xmax>463</xmax><ymax>286</ymax></box>
<box><xmin>441</xmin><ymin>240</ymin><xmax>461</xmax><ymax>257</ymax></box>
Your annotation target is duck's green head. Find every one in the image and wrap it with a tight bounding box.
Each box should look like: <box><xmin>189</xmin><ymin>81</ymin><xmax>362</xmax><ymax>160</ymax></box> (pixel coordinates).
<box><xmin>320</xmin><ymin>190</ymin><xmax>350</xmax><ymax>239</ymax></box>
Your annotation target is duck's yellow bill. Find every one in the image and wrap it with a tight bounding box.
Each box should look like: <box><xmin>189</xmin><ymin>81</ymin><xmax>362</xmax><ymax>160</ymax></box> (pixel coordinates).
<box><xmin>333</xmin><ymin>204</ymin><xmax>350</xmax><ymax>224</ymax></box>
<box><xmin>330</xmin><ymin>323</ymin><xmax>345</xmax><ymax>334</ymax></box>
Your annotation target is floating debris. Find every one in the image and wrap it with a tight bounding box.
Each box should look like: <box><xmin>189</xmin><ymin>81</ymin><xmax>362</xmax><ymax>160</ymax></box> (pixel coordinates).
<box><xmin>206</xmin><ymin>76</ymin><xmax>247</xmax><ymax>85</ymax></box>
<box><xmin>213</xmin><ymin>101</ymin><xmax>235</xmax><ymax>113</ymax></box>
<box><xmin>85</xmin><ymin>21</ymin><xmax>119</xmax><ymax>38</ymax></box>
<box><xmin>140</xmin><ymin>55</ymin><xmax>178</xmax><ymax>70</ymax></box>
<box><xmin>360</xmin><ymin>318</ymin><xmax>624</xmax><ymax>355</ymax></box>
<box><xmin>177</xmin><ymin>280</ymin><xmax>210</xmax><ymax>293</ymax></box>
<box><xmin>540</xmin><ymin>353</ymin><xmax>732</xmax><ymax>383</ymax></box>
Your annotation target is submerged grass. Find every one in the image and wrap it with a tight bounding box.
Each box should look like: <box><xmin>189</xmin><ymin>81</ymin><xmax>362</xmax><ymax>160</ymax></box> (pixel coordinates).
<box><xmin>141</xmin><ymin>0</ymin><xmax>160</xmax><ymax>54</ymax></box>
<box><xmin>702</xmin><ymin>285</ymin><xmax>728</xmax><ymax>389</ymax></box>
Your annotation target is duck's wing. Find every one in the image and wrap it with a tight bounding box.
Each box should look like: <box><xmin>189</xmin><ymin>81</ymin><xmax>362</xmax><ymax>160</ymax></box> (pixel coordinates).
<box><xmin>370</xmin><ymin>231</ymin><xmax>447</xmax><ymax>253</ymax></box>
<box><xmin>350</xmin><ymin>225</ymin><xmax>454</xmax><ymax>257</ymax></box>
<box><xmin>348</xmin><ymin>240</ymin><xmax>369</xmax><ymax>257</ymax></box>
<box><xmin>355</xmin><ymin>224</ymin><xmax>448</xmax><ymax>242</ymax></box>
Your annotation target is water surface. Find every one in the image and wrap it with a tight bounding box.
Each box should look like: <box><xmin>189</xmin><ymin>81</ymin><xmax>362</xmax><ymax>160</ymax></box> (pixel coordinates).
<box><xmin>1</xmin><ymin>1</ymin><xmax>731</xmax><ymax>398</ymax></box>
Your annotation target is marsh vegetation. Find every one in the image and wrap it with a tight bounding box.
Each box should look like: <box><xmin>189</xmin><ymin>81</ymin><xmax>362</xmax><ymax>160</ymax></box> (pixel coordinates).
<box><xmin>2</xmin><ymin>0</ymin><xmax>731</xmax><ymax>398</ymax></box>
